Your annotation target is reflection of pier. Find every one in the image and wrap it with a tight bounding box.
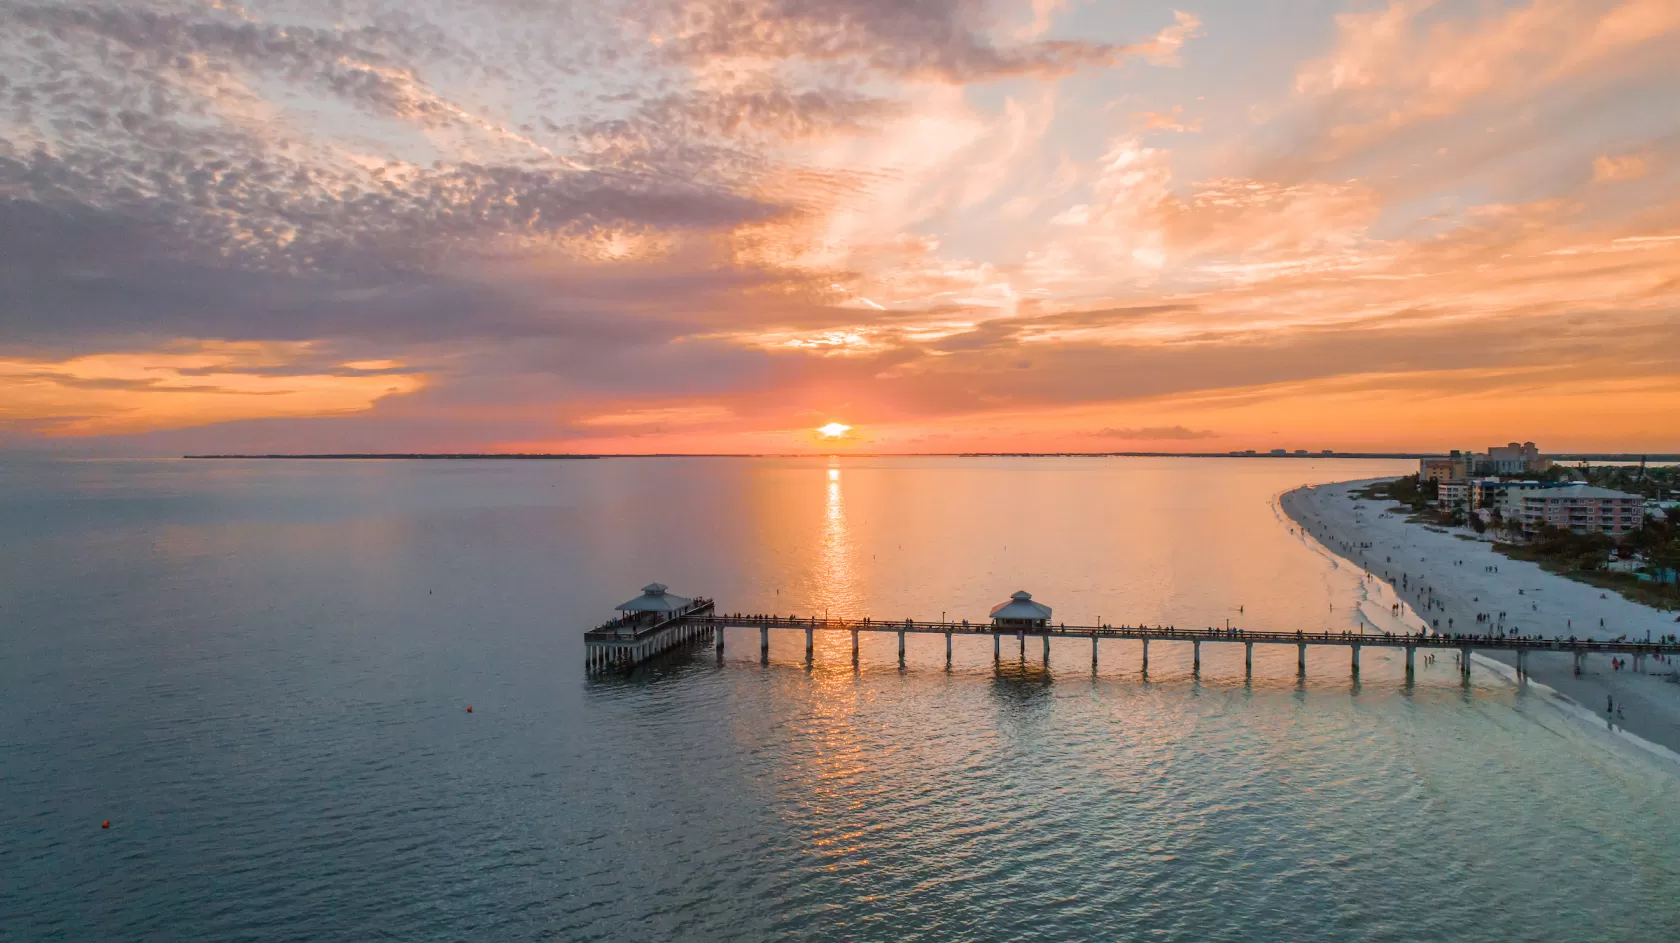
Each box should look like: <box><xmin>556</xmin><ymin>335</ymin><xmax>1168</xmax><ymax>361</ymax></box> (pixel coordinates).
<box><xmin>585</xmin><ymin>585</ymin><xmax>1680</xmax><ymax>681</ymax></box>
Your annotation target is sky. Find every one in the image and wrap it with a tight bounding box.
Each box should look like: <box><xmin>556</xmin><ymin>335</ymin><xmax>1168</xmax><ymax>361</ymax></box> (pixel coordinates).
<box><xmin>2</xmin><ymin>0</ymin><xmax>1678</xmax><ymax>455</ymax></box>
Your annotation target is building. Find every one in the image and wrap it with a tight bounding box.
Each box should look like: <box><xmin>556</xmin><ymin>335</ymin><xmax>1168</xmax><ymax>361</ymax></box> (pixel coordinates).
<box><xmin>1269</xmin><ymin>448</ymin><xmax>1288</xmax><ymax>456</ymax></box>
<box><xmin>1519</xmin><ymin>486</ymin><xmax>1643</xmax><ymax>535</ymax></box>
<box><xmin>990</xmin><ymin>591</ymin><xmax>1052</xmax><ymax>629</ymax></box>
<box><xmin>1422</xmin><ymin>442</ymin><xmax>1549</xmax><ymax>482</ymax></box>
<box><xmin>1470</xmin><ymin>479</ymin><xmax>1553</xmax><ymax>513</ymax></box>
<box><xmin>1437</xmin><ymin>481</ymin><xmax>1470</xmax><ymax>510</ymax></box>
<box><xmin>1483</xmin><ymin>441</ymin><xmax>1548</xmax><ymax>475</ymax></box>
<box><xmin>1421</xmin><ymin>450</ymin><xmax>1470</xmax><ymax>483</ymax></box>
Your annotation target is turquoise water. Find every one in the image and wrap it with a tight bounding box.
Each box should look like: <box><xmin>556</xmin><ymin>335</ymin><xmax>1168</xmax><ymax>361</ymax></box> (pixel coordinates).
<box><xmin>2</xmin><ymin>457</ymin><xmax>1677</xmax><ymax>941</ymax></box>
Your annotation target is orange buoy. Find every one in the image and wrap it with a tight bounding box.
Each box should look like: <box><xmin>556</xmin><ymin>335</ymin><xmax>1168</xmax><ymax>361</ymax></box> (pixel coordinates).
<box><xmin>466</xmin><ymin>706</ymin><xmax>473</xmax><ymax>713</ymax></box>
<box><xmin>101</xmin><ymin>820</ymin><xmax>110</xmax><ymax>829</ymax></box>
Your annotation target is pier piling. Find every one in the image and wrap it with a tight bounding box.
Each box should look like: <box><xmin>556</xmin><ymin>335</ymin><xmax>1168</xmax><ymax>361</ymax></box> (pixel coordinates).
<box><xmin>1405</xmin><ymin>645</ymin><xmax>1415</xmax><ymax>682</ymax></box>
<box><xmin>945</xmin><ymin>631</ymin><xmax>952</xmax><ymax>667</ymax></box>
<box><xmin>852</xmin><ymin>629</ymin><xmax>859</xmax><ymax>664</ymax></box>
<box><xmin>1193</xmin><ymin>640</ymin><xmax>1201</xmax><ymax>676</ymax></box>
<box><xmin>898</xmin><ymin>630</ymin><xmax>905</xmax><ymax>664</ymax></box>
<box><xmin>1244</xmin><ymin>641</ymin><xmax>1253</xmax><ymax>679</ymax></box>
<box><xmin>761</xmin><ymin>625</ymin><xmax>769</xmax><ymax>663</ymax></box>
<box><xmin>1141</xmin><ymin>638</ymin><xmax>1149</xmax><ymax>674</ymax></box>
<box><xmin>1043</xmin><ymin>634</ymin><xmax>1050</xmax><ymax>665</ymax></box>
<box><xmin>993</xmin><ymin>632</ymin><xmax>1000</xmax><ymax>661</ymax></box>
<box><xmin>1298</xmin><ymin>642</ymin><xmax>1306</xmax><ymax>677</ymax></box>
<box><xmin>805</xmin><ymin>627</ymin><xmax>814</xmax><ymax>662</ymax></box>
<box><xmin>1351</xmin><ymin>644</ymin><xmax>1360</xmax><ymax>678</ymax></box>
<box><xmin>1092</xmin><ymin>634</ymin><xmax>1099</xmax><ymax>669</ymax></box>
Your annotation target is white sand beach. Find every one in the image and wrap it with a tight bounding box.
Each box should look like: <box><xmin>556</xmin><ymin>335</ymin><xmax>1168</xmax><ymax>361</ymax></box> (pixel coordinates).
<box><xmin>1282</xmin><ymin>478</ymin><xmax>1680</xmax><ymax>756</ymax></box>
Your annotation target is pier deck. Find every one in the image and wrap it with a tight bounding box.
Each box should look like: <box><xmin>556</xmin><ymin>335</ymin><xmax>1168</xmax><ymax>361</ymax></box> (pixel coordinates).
<box><xmin>586</xmin><ymin>605</ymin><xmax>1680</xmax><ymax>679</ymax></box>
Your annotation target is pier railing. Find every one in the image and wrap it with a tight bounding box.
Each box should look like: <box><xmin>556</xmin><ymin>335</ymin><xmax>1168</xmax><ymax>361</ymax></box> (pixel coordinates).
<box><xmin>584</xmin><ymin>601</ymin><xmax>1679</xmax><ymax>677</ymax></box>
<box><xmin>677</xmin><ymin>614</ymin><xmax>1680</xmax><ymax>655</ymax></box>
<box><xmin>586</xmin><ymin>599</ymin><xmax>715</xmax><ymax>640</ymax></box>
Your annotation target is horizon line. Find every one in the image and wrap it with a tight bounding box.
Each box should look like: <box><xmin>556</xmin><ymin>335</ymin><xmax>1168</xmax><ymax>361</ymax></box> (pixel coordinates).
<box><xmin>178</xmin><ymin>451</ymin><xmax>1680</xmax><ymax>461</ymax></box>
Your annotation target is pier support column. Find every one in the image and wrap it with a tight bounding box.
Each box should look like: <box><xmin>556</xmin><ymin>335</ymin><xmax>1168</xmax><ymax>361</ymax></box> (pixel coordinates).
<box><xmin>1461</xmin><ymin>648</ymin><xmax>1471</xmax><ymax>682</ymax></box>
<box><xmin>761</xmin><ymin>626</ymin><xmax>769</xmax><ymax>663</ymax></box>
<box><xmin>1517</xmin><ymin>649</ymin><xmax>1527</xmax><ymax>683</ymax></box>
<box><xmin>1573</xmin><ymin>651</ymin><xmax>1583</xmax><ymax>676</ymax></box>
<box><xmin>1298</xmin><ymin>643</ymin><xmax>1306</xmax><ymax>677</ymax></box>
<box><xmin>1018</xmin><ymin>630</ymin><xmax>1025</xmax><ymax>657</ymax></box>
<box><xmin>898</xmin><ymin>630</ymin><xmax>905</xmax><ymax>664</ymax></box>
<box><xmin>1092</xmin><ymin>635</ymin><xmax>1099</xmax><ymax>670</ymax></box>
<box><xmin>1351</xmin><ymin>644</ymin><xmax>1360</xmax><ymax>679</ymax></box>
<box><xmin>1192</xmin><ymin>640</ymin><xmax>1201</xmax><ymax>676</ymax></box>
<box><xmin>993</xmin><ymin>632</ymin><xmax>1000</xmax><ymax>661</ymax></box>
<box><xmin>1141</xmin><ymin>638</ymin><xmax>1150</xmax><ymax>675</ymax></box>
<box><xmin>1404</xmin><ymin>645</ymin><xmax>1415</xmax><ymax>683</ymax></box>
<box><xmin>1245</xmin><ymin>642</ymin><xmax>1253</xmax><ymax>679</ymax></box>
<box><xmin>945</xmin><ymin>632</ymin><xmax>952</xmax><ymax>667</ymax></box>
<box><xmin>1043</xmin><ymin>634</ymin><xmax>1050</xmax><ymax>665</ymax></box>
<box><xmin>805</xmin><ymin>627</ymin><xmax>814</xmax><ymax>662</ymax></box>
<box><xmin>851</xmin><ymin>630</ymin><xmax>859</xmax><ymax>664</ymax></box>
<box><xmin>716</xmin><ymin>625</ymin><xmax>725</xmax><ymax>655</ymax></box>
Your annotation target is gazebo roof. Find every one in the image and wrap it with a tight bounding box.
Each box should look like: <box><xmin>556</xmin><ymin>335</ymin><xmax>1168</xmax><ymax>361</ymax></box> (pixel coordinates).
<box><xmin>615</xmin><ymin>582</ymin><xmax>693</xmax><ymax>613</ymax></box>
<box><xmin>989</xmin><ymin>590</ymin><xmax>1052</xmax><ymax>621</ymax></box>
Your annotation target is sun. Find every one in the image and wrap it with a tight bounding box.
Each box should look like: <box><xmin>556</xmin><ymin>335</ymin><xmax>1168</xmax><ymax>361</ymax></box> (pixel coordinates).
<box><xmin>817</xmin><ymin>422</ymin><xmax>852</xmax><ymax>438</ymax></box>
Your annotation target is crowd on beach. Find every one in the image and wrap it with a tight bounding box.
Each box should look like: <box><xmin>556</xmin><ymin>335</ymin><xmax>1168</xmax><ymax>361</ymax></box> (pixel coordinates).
<box><xmin>1283</xmin><ymin>480</ymin><xmax>1680</xmax><ymax>744</ymax></box>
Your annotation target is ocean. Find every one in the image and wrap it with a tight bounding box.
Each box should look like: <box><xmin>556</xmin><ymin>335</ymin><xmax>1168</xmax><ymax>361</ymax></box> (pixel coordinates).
<box><xmin>3</xmin><ymin>456</ymin><xmax>1677</xmax><ymax>941</ymax></box>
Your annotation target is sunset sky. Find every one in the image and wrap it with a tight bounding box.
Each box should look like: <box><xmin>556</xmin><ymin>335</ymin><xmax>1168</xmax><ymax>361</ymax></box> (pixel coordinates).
<box><xmin>2</xmin><ymin>0</ymin><xmax>1678</xmax><ymax>454</ymax></box>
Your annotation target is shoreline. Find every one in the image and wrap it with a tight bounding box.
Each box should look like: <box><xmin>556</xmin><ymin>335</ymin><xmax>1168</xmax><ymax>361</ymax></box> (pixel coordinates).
<box><xmin>1281</xmin><ymin>478</ymin><xmax>1680</xmax><ymax>758</ymax></box>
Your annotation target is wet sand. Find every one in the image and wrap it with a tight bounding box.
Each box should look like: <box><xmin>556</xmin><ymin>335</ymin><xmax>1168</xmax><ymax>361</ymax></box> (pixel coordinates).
<box><xmin>1282</xmin><ymin>478</ymin><xmax>1680</xmax><ymax>757</ymax></box>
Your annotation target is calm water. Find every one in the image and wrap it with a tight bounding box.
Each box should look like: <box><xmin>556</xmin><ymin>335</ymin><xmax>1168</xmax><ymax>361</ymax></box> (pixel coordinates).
<box><xmin>3</xmin><ymin>457</ymin><xmax>1678</xmax><ymax>942</ymax></box>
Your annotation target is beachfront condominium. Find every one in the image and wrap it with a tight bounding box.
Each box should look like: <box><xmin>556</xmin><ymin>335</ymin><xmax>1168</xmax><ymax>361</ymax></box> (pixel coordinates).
<box><xmin>1518</xmin><ymin>485</ymin><xmax>1644</xmax><ymax>536</ymax></box>
<box><xmin>1470</xmin><ymin>479</ymin><xmax>1553</xmax><ymax>513</ymax></box>
<box><xmin>1438</xmin><ymin>481</ymin><xmax>1471</xmax><ymax>510</ymax></box>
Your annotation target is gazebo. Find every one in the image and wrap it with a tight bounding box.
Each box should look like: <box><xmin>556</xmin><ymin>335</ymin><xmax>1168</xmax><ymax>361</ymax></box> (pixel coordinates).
<box><xmin>989</xmin><ymin>590</ymin><xmax>1051</xmax><ymax>629</ymax></box>
<box><xmin>615</xmin><ymin>583</ymin><xmax>693</xmax><ymax>623</ymax></box>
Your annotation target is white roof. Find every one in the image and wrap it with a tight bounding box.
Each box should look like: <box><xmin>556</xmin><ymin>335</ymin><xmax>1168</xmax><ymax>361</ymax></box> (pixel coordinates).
<box><xmin>990</xmin><ymin>590</ymin><xmax>1052</xmax><ymax>621</ymax></box>
<box><xmin>614</xmin><ymin>582</ymin><xmax>693</xmax><ymax>613</ymax></box>
<box><xmin>1522</xmin><ymin>486</ymin><xmax>1640</xmax><ymax>501</ymax></box>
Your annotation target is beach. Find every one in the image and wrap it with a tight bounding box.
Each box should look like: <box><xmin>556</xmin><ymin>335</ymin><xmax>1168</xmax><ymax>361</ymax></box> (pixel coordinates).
<box><xmin>1282</xmin><ymin>478</ymin><xmax>1680</xmax><ymax>757</ymax></box>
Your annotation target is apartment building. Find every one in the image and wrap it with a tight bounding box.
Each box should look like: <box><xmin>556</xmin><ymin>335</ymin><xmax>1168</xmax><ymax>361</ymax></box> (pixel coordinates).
<box><xmin>1518</xmin><ymin>485</ymin><xmax>1643</xmax><ymax>535</ymax></box>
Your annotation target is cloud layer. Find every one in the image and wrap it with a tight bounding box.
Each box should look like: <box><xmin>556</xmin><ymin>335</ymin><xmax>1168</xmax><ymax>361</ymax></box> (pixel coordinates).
<box><xmin>2</xmin><ymin>0</ymin><xmax>1677</xmax><ymax>452</ymax></box>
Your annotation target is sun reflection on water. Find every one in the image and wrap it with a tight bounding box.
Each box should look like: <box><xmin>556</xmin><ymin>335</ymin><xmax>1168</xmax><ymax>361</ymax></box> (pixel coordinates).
<box><xmin>815</xmin><ymin>459</ymin><xmax>860</xmax><ymax>620</ymax></box>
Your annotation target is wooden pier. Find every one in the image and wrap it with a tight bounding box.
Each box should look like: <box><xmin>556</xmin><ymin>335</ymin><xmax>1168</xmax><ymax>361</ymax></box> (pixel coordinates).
<box><xmin>585</xmin><ymin>585</ymin><xmax>1680</xmax><ymax>680</ymax></box>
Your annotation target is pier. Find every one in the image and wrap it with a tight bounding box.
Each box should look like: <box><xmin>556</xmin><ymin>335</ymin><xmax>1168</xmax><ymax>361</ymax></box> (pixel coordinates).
<box><xmin>585</xmin><ymin>585</ymin><xmax>1680</xmax><ymax>680</ymax></box>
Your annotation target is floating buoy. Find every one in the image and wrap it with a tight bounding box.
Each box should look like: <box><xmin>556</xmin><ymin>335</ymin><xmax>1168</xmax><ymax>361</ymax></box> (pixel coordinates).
<box><xmin>466</xmin><ymin>706</ymin><xmax>473</xmax><ymax>713</ymax></box>
<box><xmin>101</xmin><ymin>820</ymin><xmax>110</xmax><ymax>829</ymax></box>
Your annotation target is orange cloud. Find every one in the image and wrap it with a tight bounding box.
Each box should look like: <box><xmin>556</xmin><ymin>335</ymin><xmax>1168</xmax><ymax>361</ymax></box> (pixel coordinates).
<box><xmin>0</xmin><ymin>343</ymin><xmax>425</xmax><ymax>436</ymax></box>
<box><xmin>1593</xmin><ymin>153</ymin><xmax>1651</xmax><ymax>182</ymax></box>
